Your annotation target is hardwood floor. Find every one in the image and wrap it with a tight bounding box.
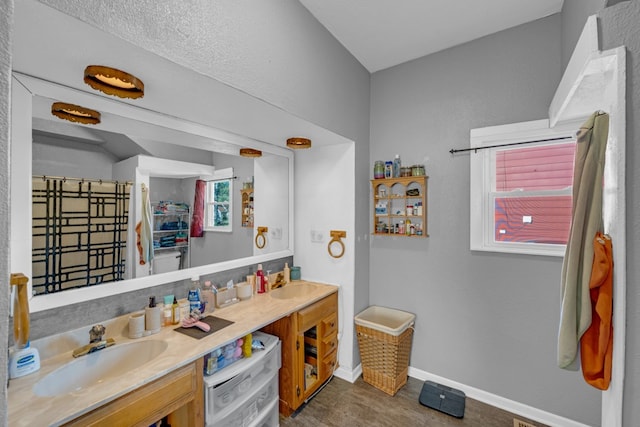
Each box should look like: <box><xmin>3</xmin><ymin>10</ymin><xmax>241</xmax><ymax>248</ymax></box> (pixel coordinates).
<box><xmin>279</xmin><ymin>376</ymin><xmax>547</xmax><ymax>427</ymax></box>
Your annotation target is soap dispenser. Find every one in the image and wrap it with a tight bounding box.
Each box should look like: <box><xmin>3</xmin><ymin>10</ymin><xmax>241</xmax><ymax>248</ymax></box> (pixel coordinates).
<box><xmin>145</xmin><ymin>296</ymin><xmax>162</xmax><ymax>334</ymax></box>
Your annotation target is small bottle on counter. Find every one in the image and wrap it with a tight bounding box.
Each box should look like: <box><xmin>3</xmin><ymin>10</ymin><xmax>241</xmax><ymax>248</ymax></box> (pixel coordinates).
<box><xmin>188</xmin><ymin>277</ymin><xmax>202</xmax><ymax>314</ymax></box>
<box><xmin>162</xmin><ymin>295</ymin><xmax>173</xmax><ymax>326</ymax></box>
<box><xmin>145</xmin><ymin>296</ymin><xmax>162</xmax><ymax>334</ymax></box>
<box><xmin>172</xmin><ymin>296</ymin><xmax>181</xmax><ymax>324</ymax></box>
<box><xmin>283</xmin><ymin>262</ymin><xmax>291</xmax><ymax>283</ymax></box>
<box><xmin>256</xmin><ymin>264</ymin><xmax>266</xmax><ymax>293</ymax></box>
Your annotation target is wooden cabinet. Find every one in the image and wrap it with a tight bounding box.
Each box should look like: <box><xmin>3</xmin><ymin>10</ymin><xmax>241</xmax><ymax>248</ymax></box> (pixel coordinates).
<box><xmin>64</xmin><ymin>359</ymin><xmax>204</xmax><ymax>427</ymax></box>
<box><xmin>261</xmin><ymin>292</ymin><xmax>338</xmax><ymax>416</ymax></box>
<box><xmin>240</xmin><ymin>188</ymin><xmax>254</xmax><ymax>228</ymax></box>
<box><xmin>371</xmin><ymin>176</ymin><xmax>428</xmax><ymax>237</ymax></box>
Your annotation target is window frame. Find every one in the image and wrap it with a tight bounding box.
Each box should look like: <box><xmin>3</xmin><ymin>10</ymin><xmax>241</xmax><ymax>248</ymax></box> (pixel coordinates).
<box><xmin>470</xmin><ymin>119</ymin><xmax>577</xmax><ymax>257</ymax></box>
<box><xmin>204</xmin><ymin>171</ymin><xmax>234</xmax><ymax>233</ymax></box>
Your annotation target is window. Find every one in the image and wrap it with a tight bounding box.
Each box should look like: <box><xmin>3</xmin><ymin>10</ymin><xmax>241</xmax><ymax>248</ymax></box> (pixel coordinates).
<box><xmin>205</xmin><ymin>178</ymin><xmax>233</xmax><ymax>232</ymax></box>
<box><xmin>470</xmin><ymin>119</ymin><xmax>577</xmax><ymax>256</ymax></box>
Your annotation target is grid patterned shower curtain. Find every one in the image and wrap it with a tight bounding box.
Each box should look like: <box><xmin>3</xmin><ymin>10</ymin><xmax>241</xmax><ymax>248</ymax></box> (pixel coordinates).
<box><xmin>31</xmin><ymin>178</ymin><xmax>132</xmax><ymax>295</ymax></box>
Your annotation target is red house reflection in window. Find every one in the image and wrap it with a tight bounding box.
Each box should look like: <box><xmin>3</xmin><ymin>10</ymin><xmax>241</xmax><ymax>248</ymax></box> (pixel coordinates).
<box><xmin>493</xmin><ymin>142</ymin><xmax>576</xmax><ymax>244</ymax></box>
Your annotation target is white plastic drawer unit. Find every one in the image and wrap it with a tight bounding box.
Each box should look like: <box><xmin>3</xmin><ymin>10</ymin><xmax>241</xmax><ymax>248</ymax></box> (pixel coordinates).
<box><xmin>204</xmin><ymin>331</ymin><xmax>281</xmax><ymax>427</ymax></box>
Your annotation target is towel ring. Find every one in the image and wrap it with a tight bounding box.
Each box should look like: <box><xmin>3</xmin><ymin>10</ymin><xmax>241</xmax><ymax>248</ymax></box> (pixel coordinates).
<box><xmin>255</xmin><ymin>226</ymin><xmax>268</xmax><ymax>249</ymax></box>
<box><xmin>327</xmin><ymin>230</ymin><xmax>346</xmax><ymax>259</ymax></box>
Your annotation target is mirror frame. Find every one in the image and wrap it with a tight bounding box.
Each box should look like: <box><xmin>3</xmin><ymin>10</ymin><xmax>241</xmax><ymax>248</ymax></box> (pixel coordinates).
<box><xmin>11</xmin><ymin>72</ymin><xmax>294</xmax><ymax>312</ymax></box>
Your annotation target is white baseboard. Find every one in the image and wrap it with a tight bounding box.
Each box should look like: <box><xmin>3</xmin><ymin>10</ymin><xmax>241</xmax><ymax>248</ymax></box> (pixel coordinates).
<box><xmin>339</xmin><ymin>363</ymin><xmax>589</xmax><ymax>427</ymax></box>
<box><xmin>333</xmin><ymin>364</ymin><xmax>362</xmax><ymax>383</ymax></box>
<box><xmin>408</xmin><ymin>366</ymin><xmax>591</xmax><ymax>427</ymax></box>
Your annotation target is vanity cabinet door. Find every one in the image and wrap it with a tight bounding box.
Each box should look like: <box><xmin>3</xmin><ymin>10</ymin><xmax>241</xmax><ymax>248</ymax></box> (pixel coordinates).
<box><xmin>261</xmin><ymin>291</ymin><xmax>338</xmax><ymax>417</ymax></box>
<box><xmin>63</xmin><ymin>359</ymin><xmax>204</xmax><ymax>427</ymax></box>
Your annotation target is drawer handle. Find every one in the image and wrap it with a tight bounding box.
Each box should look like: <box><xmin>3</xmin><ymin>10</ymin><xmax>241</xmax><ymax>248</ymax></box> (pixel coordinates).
<box><xmin>330</xmin><ymin>322</ymin><xmax>335</xmax><ymax>328</ymax></box>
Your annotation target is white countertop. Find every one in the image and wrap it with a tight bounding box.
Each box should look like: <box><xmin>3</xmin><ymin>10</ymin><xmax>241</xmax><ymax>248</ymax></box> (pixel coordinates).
<box><xmin>8</xmin><ymin>281</ymin><xmax>339</xmax><ymax>426</ymax></box>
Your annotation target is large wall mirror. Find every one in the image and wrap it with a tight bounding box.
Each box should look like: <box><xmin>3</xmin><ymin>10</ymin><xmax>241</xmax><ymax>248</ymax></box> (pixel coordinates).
<box><xmin>12</xmin><ymin>1</ymin><xmax>296</xmax><ymax>312</ymax></box>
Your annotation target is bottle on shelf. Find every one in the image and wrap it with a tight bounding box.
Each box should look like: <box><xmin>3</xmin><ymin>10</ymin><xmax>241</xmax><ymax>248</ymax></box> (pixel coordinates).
<box><xmin>393</xmin><ymin>154</ymin><xmax>401</xmax><ymax>178</ymax></box>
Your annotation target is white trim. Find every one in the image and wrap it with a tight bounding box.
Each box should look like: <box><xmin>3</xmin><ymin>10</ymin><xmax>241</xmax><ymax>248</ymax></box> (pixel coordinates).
<box><xmin>550</xmin><ymin>30</ymin><xmax>626</xmax><ymax>424</ymax></box>
<box><xmin>407</xmin><ymin>367</ymin><xmax>591</xmax><ymax>427</ymax></box>
<box><xmin>341</xmin><ymin>364</ymin><xmax>590</xmax><ymax>426</ymax></box>
<box><xmin>12</xmin><ymin>73</ymin><xmax>296</xmax><ymax>313</ymax></box>
<box><xmin>599</xmin><ymin>46</ymin><xmax>626</xmax><ymax>427</ymax></box>
<box><xmin>334</xmin><ymin>364</ymin><xmax>362</xmax><ymax>384</ymax></box>
<box><xmin>469</xmin><ymin>119</ymin><xmax>578</xmax><ymax>257</ymax></box>
<box><xmin>549</xmin><ymin>15</ymin><xmax>599</xmax><ymax>127</ymax></box>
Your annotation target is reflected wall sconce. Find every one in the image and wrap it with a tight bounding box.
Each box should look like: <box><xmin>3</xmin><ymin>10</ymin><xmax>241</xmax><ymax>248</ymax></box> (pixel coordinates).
<box><xmin>286</xmin><ymin>137</ymin><xmax>312</xmax><ymax>149</ymax></box>
<box><xmin>255</xmin><ymin>226</ymin><xmax>268</xmax><ymax>249</ymax></box>
<box><xmin>240</xmin><ymin>148</ymin><xmax>262</xmax><ymax>158</ymax></box>
<box><xmin>51</xmin><ymin>102</ymin><xmax>101</xmax><ymax>125</ymax></box>
<box><xmin>84</xmin><ymin>65</ymin><xmax>144</xmax><ymax>99</ymax></box>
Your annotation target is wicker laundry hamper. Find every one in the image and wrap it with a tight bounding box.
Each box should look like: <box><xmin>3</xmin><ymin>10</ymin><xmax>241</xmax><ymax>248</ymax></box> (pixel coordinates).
<box><xmin>355</xmin><ymin>306</ymin><xmax>415</xmax><ymax>396</ymax></box>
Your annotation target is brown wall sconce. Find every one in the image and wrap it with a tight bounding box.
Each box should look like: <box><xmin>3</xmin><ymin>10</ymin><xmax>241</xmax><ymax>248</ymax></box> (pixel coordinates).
<box><xmin>51</xmin><ymin>102</ymin><xmax>101</xmax><ymax>125</ymax></box>
<box><xmin>239</xmin><ymin>148</ymin><xmax>262</xmax><ymax>157</ymax></box>
<box><xmin>286</xmin><ymin>137</ymin><xmax>312</xmax><ymax>149</ymax></box>
<box><xmin>255</xmin><ymin>226</ymin><xmax>269</xmax><ymax>249</ymax></box>
<box><xmin>84</xmin><ymin>65</ymin><xmax>144</xmax><ymax>99</ymax></box>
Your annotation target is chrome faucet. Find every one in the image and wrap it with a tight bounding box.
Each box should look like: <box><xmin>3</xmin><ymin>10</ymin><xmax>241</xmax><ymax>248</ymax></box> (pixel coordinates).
<box><xmin>72</xmin><ymin>324</ymin><xmax>115</xmax><ymax>358</ymax></box>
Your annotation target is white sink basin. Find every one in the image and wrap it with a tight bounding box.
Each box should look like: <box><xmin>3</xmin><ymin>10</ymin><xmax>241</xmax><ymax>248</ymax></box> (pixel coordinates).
<box><xmin>270</xmin><ymin>283</ymin><xmax>317</xmax><ymax>300</ymax></box>
<box><xmin>33</xmin><ymin>340</ymin><xmax>168</xmax><ymax>397</ymax></box>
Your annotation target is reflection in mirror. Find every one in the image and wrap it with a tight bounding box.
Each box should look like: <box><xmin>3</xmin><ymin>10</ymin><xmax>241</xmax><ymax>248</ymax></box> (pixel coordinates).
<box><xmin>11</xmin><ymin>0</ymin><xmax>301</xmax><ymax>311</ymax></box>
<box><xmin>12</xmin><ymin>78</ymin><xmax>292</xmax><ymax>303</ymax></box>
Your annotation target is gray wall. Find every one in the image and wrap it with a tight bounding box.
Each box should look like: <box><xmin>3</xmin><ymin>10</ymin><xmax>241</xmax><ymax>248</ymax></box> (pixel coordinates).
<box><xmin>1</xmin><ymin>1</ymin><xmax>13</xmax><ymax>424</ymax></box>
<box><xmin>599</xmin><ymin>2</ymin><xmax>640</xmax><ymax>426</ymax></box>
<box><xmin>369</xmin><ymin>15</ymin><xmax>600</xmax><ymax>425</ymax></box>
<box><xmin>561</xmin><ymin>0</ymin><xmax>607</xmax><ymax>69</ymax></box>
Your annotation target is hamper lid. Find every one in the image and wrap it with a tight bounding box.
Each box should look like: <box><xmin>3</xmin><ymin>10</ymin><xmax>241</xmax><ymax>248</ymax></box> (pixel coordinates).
<box><xmin>355</xmin><ymin>306</ymin><xmax>415</xmax><ymax>336</ymax></box>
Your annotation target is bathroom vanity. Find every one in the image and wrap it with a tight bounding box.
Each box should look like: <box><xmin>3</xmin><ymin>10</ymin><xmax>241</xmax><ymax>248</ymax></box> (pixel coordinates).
<box><xmin>261</xmin><ymin>292</ymin><xmax>338</xmax><ymax>416</ymax></box>
<box><xmin>7</xmin><ymin>281</ymin><xmax>338</xmax><ymax>427</ymax></box>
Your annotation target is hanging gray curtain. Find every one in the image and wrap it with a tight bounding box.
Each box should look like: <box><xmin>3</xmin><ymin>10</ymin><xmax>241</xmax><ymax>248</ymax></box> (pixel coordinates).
<box><xmin>558</xmin><ymin>111</ymin><xmax>609</xmax><ymax>370</ymax></box>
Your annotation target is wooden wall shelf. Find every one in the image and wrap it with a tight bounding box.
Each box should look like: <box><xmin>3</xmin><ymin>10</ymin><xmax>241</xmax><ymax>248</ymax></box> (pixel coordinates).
<box><xmin>371</xmin><ymin>176</ymin><xmax>428</xmax><ymax>237</ymax></box>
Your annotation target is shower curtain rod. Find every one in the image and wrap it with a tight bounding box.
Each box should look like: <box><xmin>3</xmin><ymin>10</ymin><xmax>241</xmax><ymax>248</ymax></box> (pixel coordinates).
<box><xmin>449</xmin><ymin>135</ymin><xmax>574</xmax><ymax>155</ymax></box>
<box><xmin>34</xmin><ymin>175</ymin><xmax>133</xmax><ymax>185</ymax></box>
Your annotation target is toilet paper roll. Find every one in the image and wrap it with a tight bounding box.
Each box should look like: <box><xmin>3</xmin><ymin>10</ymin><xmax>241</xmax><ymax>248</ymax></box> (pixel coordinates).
<box><xmin>129</xmin><ymin>311</ymin><xmax>146</xmax><ymax>339</ymax></box>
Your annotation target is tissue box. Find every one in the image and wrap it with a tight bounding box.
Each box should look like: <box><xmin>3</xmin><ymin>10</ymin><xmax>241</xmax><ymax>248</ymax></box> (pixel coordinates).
<box><xmin>419</xmin><ymin>381</ymin><xmax>465</xmax><ymax>418</ymax></box>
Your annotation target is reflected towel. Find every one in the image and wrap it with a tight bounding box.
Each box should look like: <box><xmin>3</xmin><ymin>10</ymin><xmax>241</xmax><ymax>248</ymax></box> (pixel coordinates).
<box><xmin>136</xmin><ymin>185</ymin><xmax>154</xmax><ymax>265</ymax></box>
